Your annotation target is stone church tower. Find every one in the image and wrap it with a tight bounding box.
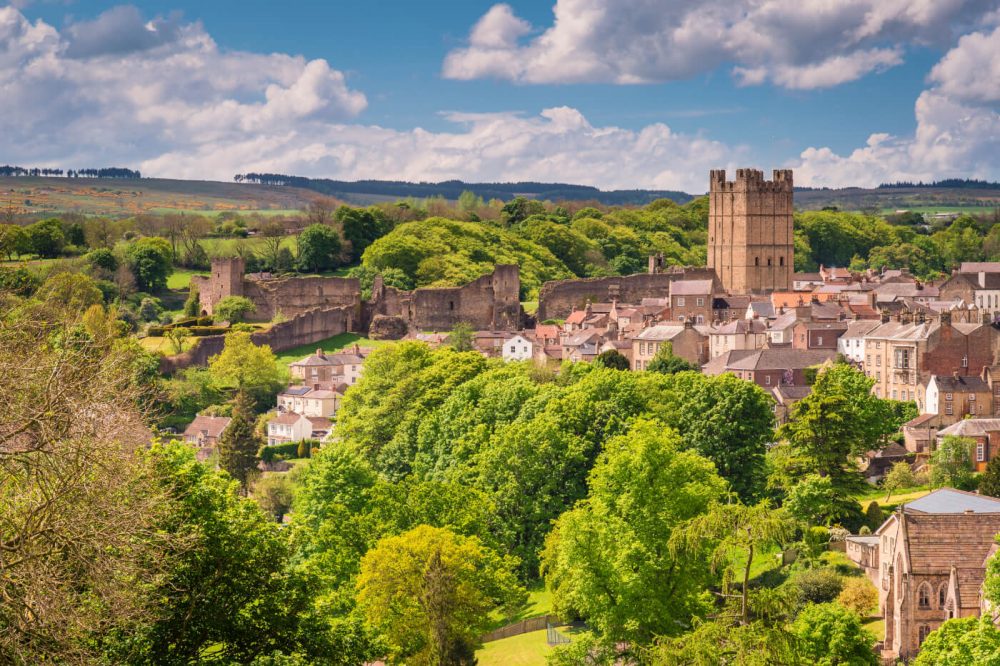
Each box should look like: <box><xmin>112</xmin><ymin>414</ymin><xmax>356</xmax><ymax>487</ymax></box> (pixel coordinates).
<box><xmin>707</xmin><ymin>168</ymin><xmax>794</xmax><ymax>294</ymax></box>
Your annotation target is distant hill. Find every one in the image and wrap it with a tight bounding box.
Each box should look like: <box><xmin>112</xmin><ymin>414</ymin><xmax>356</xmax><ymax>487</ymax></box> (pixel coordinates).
<box><xmin>233</xmin><ymin>173</ymin><xmax>694</xmax><ymax>206</ymax></box>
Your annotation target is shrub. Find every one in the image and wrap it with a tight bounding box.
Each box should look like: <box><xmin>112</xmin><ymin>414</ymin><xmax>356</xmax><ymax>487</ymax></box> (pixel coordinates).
<box><xmin>790</xmin><ymin>567</ymin><xmax>844</xmax><ymax>604</ymax></box>
<box><xmin>187</xmin><ymin>326</ymin><xmax>231</xmax><ymax>336</ymax></box>
<box><xmin>138</xmin><ymin>297</ymin><xmax>163</xmax><ymax>322</ymax></box>
<box><xmin>837</xmin><ymin>577</ymin><xmax>878</xmax><ymax>616</ymax></box>
<box><xmin>864</xmin><ymin>501</ymin><xmax>884</xmax><ymax>530</ymax></box>
<box><xmin>258</xmin><ymin>442</ymin><xmax>300</xmax><ymax>463</ymax></box>
<box><xmin>297</xmin><ymin>440</ymin><xmax>311</xmax><ymax>459</ymax></box>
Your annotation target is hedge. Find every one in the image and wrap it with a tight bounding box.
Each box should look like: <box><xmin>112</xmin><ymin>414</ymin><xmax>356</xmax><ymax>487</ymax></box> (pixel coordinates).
<box><xmin>259</xmin><ymin>442</ymin><xmax>299</xmax><ymax>463</ymax></box>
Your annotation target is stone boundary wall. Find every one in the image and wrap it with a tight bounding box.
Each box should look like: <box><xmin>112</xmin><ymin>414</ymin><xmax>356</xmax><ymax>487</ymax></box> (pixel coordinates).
<box><xmin>159</xmin><ymin>305</ymin><xmax>352</xmax><ymax>374</ymax></box>
<box><xmin>536</xmin><ymin>267</ymin><xmax>719</xmax><ymax>321</ymax></box>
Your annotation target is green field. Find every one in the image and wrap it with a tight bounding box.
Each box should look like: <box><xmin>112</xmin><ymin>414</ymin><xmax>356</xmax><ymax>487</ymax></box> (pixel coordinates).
<box><xmin>880</xmin><ymin>205</ymin><xmax>998</xmax><ymax>215</ymax></box>
<box><xmin>167</xmin><ymin>268</ymin><xmax>206</xmax><ymax>290</ymax></box>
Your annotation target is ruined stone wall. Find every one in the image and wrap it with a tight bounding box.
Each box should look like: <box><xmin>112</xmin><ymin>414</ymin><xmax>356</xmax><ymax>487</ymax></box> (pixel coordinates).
<box><xmin>159</xmin><ymin>305</ymin><xmax>352</xmax><ymax>374</ymax></box>
<box><xmin>536</xmin><ymin>268</ymin><xmax>719</xmax><ymax>321</ymax></box>
<box><xmin>195</xmin><ymin>258</ymin><xmax>361</xmax><ymax>324</ymax></box>
<box><xmin>368</xmin><ymin>265</ymin><xmax>523</xmax><ymax>333</ymax></box>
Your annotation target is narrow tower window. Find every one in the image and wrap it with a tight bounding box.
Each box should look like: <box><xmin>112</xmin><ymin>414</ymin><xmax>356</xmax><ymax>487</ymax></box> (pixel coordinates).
<box><xmin>779</xmin><ymin>257</ymin><xmax>785</xmax><ymax>267</ymax></box>
<box><xmin>754</xmin><ymin>257</ymin><xmax>760</xmax><ymax>266</ymax></box>
<box><xmin>767</xmin><ymin>258</ymin><xmax>772</xmax><ymax>267</ymax></box>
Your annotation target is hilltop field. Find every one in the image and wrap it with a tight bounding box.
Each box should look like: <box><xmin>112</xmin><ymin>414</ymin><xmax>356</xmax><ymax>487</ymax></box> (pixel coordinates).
<box><xmin>0</xmin><ymin>176</ymin><xmax>325</xmax><ymax>218</ymax></box>
<box><xmin>5</xmin><ymin>175</ymin><xmax>1000</xmax><ymax>219</ymax></box>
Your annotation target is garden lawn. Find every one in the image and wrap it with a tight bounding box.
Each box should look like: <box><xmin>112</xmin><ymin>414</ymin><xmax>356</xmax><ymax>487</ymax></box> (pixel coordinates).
<box><xmin>140</xmin><ymin>336</ymin><xmax>197</xmax><ymax>355</ymax></box>
<box><xmin>273</xmin><ymin>332</ymin><xmax>392</xmax><ymax>370</ymax></box>
<box><xmin>167</xmin><ymin>268</ymin><xmax>205</xmax><ymax>290</ymax></box>
<box><xmin>477</xmin><ymin>625</ymin><xmax>583</xmax><ymax>666</ymax></box>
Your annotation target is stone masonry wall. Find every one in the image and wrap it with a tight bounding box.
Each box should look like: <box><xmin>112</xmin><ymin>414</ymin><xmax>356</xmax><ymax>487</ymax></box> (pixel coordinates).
<box><xmin>159</xmin><ymin>305</ymin><xmax>352</xmax><ymax>374</ymax></box>
<box><xmin>536</xmin><ymin>268</ymin><xmax>719</xmax><ymax>321</ymax></box>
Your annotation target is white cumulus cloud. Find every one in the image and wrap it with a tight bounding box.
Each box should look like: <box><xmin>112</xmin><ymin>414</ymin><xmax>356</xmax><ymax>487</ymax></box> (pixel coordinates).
<box><xmin>444</xmin><ymin>0</ymin><xmax>995</xmax><ymax>88</ymax></box>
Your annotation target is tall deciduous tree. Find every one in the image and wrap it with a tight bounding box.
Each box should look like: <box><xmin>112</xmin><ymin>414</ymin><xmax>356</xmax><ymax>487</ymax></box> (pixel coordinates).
<box><xmin>124</xmin><ymin>236</ymin><xmax>174</xmax><ymax>291</ymax></box>
<box><xmin>296</xmin><ymin>223</ymin><xmax>342</xmax><ymax>272</ymax></box>
<box><xmin>214</xmin><ymin>295</ymin><xmax>257</xmax><ymax>323</ymax></box>
<box><xmin>930</xmin><ymin>435</ymin><xmax>975</xmax><ymax>489</ymax></box>
<box><xmin>542</xmin><ymin>420</ymin><xmax>726</xmax><ymax>646</ymax></box>
<box><xmin>208</xmin><ymin>331</ymin><xmax>285</xmax><ymax>404</ymax></box>
<box><xmin>356</xmin><ymin>525</ymin><xmax>524</xmax><ymax>665</ymax></box>
<box><xmin>790</xmin><ymin>603</ymin><xmax>878</xmax><ymax>666</ymax></box>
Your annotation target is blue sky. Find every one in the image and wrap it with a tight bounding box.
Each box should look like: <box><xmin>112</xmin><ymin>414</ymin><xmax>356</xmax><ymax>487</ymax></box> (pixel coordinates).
<box><xmin>4</xmin><ymin>1</ymin><xmax>1000</xmax><ymax>192</ymax></box>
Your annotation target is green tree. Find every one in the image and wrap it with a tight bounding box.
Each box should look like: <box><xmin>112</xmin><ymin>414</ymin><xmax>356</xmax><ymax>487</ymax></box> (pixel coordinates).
<box><xmin>183</xmin><ymin>286</ymin><xmax>201</xmax><ymax>317</ymax></box>
<box><xmin>214</xmin><ymin>295</ymin><xmax>257</xmax><ymax>323</ymax></box>
<box><xmin>777</xmin><ymin>364</ymin><xmax>897</xmax><ymax>495</ymax></box>
<box><xmin>447</xmin><ymin>322</ymin><xmax>474</xmax><ymax>352</ymax></box>
<box><xmin>541</xmin><ymin>420</ymin><xmax>726</xmax><ymax>645</ymax></box>
<box><xmin>114</xmin><ymin>442</ymin><xmax>306</xmax><ymax>664</ymax></box>
<box><xmin>217</xmin><ymin>390</ymin><xmax>263</xmax><ymax>493</ymax></box>
<box><xmin>594</xmin><ymin>349</ymin><xmax>630</xmax><ymax>370</ymax></box>
<box><xmin>784</xmin><ymin>474</ymin><xmax>861</xmax><ymax>527</ymax></box>
<box><xmin>882</xmin><ymin>460</ymin><xmax>917</xmax><ymax>502</ymax></box>
<box><xmin>671</xmin><ymin>502</ymin><xmax>796</xmax><ymax>625</ymax></box>
<box><xmin>979</xmin><ymin>454</ymin><xmax>1000</xmax><ymax>498</ymax></box>
<box><xmin>36</xmin><ymin>271</ymin><xmax>104</xmax><ymax>310</ymax></box>
<box><xmin>0</xmin><ymin>223</ymin><xmax>28</xmax><ymax>260</ymax></box>
<box><xmin>124</xmin><ymin>236</ymin><xmax>174</xmax><ymax>291</ymax></box>
<box><xmin>165</xmin><ymin>326</ymin><xmax>191</xmax><ymax>354</ymax></box>
<box><xmin>338</xmin><ymin>206</ymin><xmax>390</xmax><ymax>262</ymax></box>
<box><xmin>253</xmin><ymin>473</ymin><xmax>295</xmax><ymax>523</ymax></box>
<box><xmin>670</xmin><ymin>373</ymin><xmax>775</xmax><ymax>501</ymax></box>
<box><xmin>646</xmin><ymin>341</ymin><xmax>699</xmax><ymax>374</ymax></box>
<box><xmin>85</xmin><ymin>247</ymin><xmax>118</xmax><ymax>274</ymax></box>
<box><xmin>864</xmin><ymin>501</ymin><xmax>884</xmax><ymax>531</ymax></box>
<box><xmin>25</xmin><ymin>217</ymin><xmax>65</xmax><ymax>257</ymax></box>
<box><xmin>931</xmin><ymin>435</ymin><xmax>975</xmax><ymax>489</ymax></box>
<box><xmin>790</xmin><ymin>603</ymin><xmax>878</xmax><ymax>666</ymax></box>
<box><xmin>296</xmin><ymin>223</ymin><xmax>342</xmax><ymax>272</ymax></box>
<box><xmin>913</xmin><ymin>616</ymin><xmax>1000</xmax><ymax>665</ymax></box>
<box><xmin>209</xmin><ymin>331</ymin><xmax>285</xmax><ymax>402</ymax></box>
<box><xmin>356</xmin><ymin>525</ymin><xmax>525</xmax><ymax>665</ymax></box>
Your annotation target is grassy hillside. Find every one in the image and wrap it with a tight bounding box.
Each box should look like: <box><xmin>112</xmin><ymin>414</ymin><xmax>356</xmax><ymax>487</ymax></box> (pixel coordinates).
<box><xmin>0</xmin><ymin>176</ymin><xmax>324</xmax><ymax>218</ymax></box>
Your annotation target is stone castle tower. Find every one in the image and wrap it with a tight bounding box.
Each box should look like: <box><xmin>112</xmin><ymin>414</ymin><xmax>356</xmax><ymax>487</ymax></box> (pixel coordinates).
<box><xmin>707</xmin><ymin>168</ymin><xmax>794</xmax><ymax>294</ymax></box>
<box><xmin>199</xmin><ymin>256</ymin><xmax>245</xmax><ymax>315</ymax></box>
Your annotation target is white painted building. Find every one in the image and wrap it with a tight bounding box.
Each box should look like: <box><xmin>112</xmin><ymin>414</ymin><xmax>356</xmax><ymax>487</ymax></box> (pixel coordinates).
<box><xmin>502</xmin><ymin>334</ymin><xmax>533</xmax><ymax>362</ymax></box>
<box><xmin>837</xmin><ymin>319</ymin><xmax>880</xmax><ymax>364</ymax></box>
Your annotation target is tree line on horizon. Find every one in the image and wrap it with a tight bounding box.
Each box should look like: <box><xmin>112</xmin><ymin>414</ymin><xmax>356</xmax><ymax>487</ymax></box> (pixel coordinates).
<box><xmin>0</xmin><ymin>165</ymin><xmax>141</xmax><ymax>179</ymax></box>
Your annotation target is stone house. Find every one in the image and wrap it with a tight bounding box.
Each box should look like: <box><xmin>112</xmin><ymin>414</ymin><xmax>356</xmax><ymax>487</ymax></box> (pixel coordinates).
<box><xmin>630</xmin><ymin>322</ymin><xmax>706</xmax><ymax>370</ymax></box>
<box><xmin>183</xmin><ymin>415</ymin><xmax>231</xmax><ymax>460</ymax></box>
<box><xmin>267</xmin><ymin>413</ymin><xmax>332</xmax><ymax>446</ymax></box>
<box><xmin>701</xmin><ymin>348</ymin><xmax>836</xmax><ymax>389</ymax></box>
<box><xmin>925</xmin><ymin>374</ymin><xmax>992</xmax><ymax>423</ymax></box>
<box><xmin>902</xmin><ymin>413</ymin><xmax>947</xmax><ymax>455</ymax></box>
<box><xmin>289</xmin><ymin>346</ymin><xmax>367</xmax><ymax>386</ymax></box>
<box><xmin>562</xmin><ymin>330</ymin><xmax>603</xmax><ymax>361</ymax></box>
<box><xmin>669</xmin><ymin>279</ymin><xmax>714</xmax><ymax>324</ymax></box>
<box><xmin>707</xmin><ymin>318</ymin><xmax>768</xmax><ymax>359</ymax></box>
<box><xmin>791</xmin><ymin>320</ymin><xmax>848</xmax><ymax>351</ymax></box>
<box><xmin>277</xmin><ymin>385</ymin><xmax>344</xmax><ymax>419</ymax></box>
<box><xmin>862</xmin><ymin>310</ymin><xmax>999</xmax><ymax>409</ymax></box>
<box><xmin>940</xmin><ymin>268</ymin><xmax>1000</xmax><ymax>320</ymax></box>
<box><xmin>837</xmin><ymin>319</ymin><xmax>880</xmax><ymax>364</ymax></box>
<box><xmin>792</xmin><ymin>272</ymin><xmax>824</xmax><ymax>291</ymax></box>
<box><xmin>846</xmin><ymin>489</ymin><xmax>1000</xmax><ymax>662</ymax></box>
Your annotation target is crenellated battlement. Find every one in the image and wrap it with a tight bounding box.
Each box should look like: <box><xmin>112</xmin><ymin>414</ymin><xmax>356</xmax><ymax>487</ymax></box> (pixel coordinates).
<box><xmin>709</xmin><ymin>168</ymin><xmax>794</xmax><ymax>193</ymax></box>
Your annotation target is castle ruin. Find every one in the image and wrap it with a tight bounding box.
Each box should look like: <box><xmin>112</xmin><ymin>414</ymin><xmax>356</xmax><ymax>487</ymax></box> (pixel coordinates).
<box><xmin>708</xmin><ymin>168</ymin><xmax>794</xmax><ymax>294</ymax></box>
<box><xmin>192</xmin><ymin>258</ymin><xmax>524</xmax><ymax>334</ymax></box>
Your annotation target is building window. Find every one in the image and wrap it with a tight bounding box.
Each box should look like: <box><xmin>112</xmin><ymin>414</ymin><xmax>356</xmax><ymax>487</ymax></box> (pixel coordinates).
<box><xmin>963</xmin><ymin>355</ymin><xmax>969</xmax><ymax>368</ymax></box>
<box><xmin>780</xmin><ymin>256</ymin><xmax>785</xmax><ymax>266</ymax></box>
<box><xmin>817</xmin><ymin>336</ymin><xmax>823</xmax><ymax>346</ymax></box>
<box><xmin>918</xmin><ymin>625</ymin><xmax>931</xmax><ymax>644</ymax></box>
<box><xmin>696</xmin><ymin>297</ymin><xmax>704</xmax><ymax>306</ymax></box>
<box><xmin>978</xmin><ymin>441</ymin><xmax>986</xmax><ymax>462</ymax></box>
<box><xmin>755</xmin><ymin>257</ymin><xmax>760</xmax><ymax>266</ymax></box>
<box><xmin>946</xmin><ymin>402</ymin><xmax>953</xmax><ymax>415</ymax></box>
<box><xmin>765</xmin><ymin>375</ymin><xmax>771</xmax><ymax>385</ymax></box>
<box><xmin>939</xmin><ymin>584</ymin><xmax>948</xmax><ymax>609</ymax></box>
<box><xmin>892</xmin><ymin>390</ymin><xmax>897</xmax><ymax>400</ymax></box>
<box><xmin>767</xmin><ymin>257</ymin><xmax>772</xmax><ymax>266</ymax></box>
<box><xmin>918</xmin><ymin>584</ymin><xmax>932</xmax><ymax>609</ymax></box>
<box><xmin>895</xmin><ymin>348</ymin><xmax>910</xmax><ymax>369</ymax></box>
<box><xmin>677</xmin><ymin>297</ymin><xmax>686</xmax><ymax>307</ymax></box>
<box><xmin>946</xmin><ymin>393</ymin><xmax>953</xmax><ymax>400</ymax></box>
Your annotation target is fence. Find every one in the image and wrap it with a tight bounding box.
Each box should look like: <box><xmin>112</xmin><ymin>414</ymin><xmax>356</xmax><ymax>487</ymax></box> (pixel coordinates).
<box><xmin>481</xmin><ymin>614</ymin><xmax>562</xmax><ymax>643</ymax></box>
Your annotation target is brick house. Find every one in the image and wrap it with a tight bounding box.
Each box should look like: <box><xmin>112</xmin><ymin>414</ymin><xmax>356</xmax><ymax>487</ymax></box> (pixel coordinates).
<box><xmin>846</xmin><ymin>489</ymin><xmax>1000</xmax><ymax>662</ymax></box>
<box><xmin>182</xmin><ymin>415</ymin><xmax>231</xmax><ymax>460</ymax></box>
<box><xmin>791</xmin><ymin>320</ymin><xmax>848</xmax><ymax>351</ymax></box>
<box><xmin>669</xmin><ymin>279</ymin><xmax>713</xmax><ymax>324</ymax></box>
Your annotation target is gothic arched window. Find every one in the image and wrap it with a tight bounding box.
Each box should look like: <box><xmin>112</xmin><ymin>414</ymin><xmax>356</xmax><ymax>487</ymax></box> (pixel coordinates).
<box><xmin>918</xmin><ymin>583</ymin><xmax>932</xmax><ymax>609</ymax></box>
<box><xmin>767</xmin><ymin>257</ymin><xmax>773</xmax><ymax>267</ymax></box>
<box><xmin>938</xmin><ymin>583</ymin><xmax>947</xmax><ymax>609</ymax></box>
<box><xmin>918</xmin><ymin>625</ymin><xmax>931</xmax><ymax>644</ymax></box>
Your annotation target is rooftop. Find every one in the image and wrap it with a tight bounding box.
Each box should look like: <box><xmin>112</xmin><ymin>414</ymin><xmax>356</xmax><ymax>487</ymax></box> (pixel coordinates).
<box><xmin>903</xmin><ymin>488</ymin><xmax>1000</xmax><ymax>514</ymax></box>
<box><xmin>937</xmin><ymin>419</ymin><xmax>1000</xmax><ymax>438</ymax></box>
<box><xmin>670</xmin><ymin>279</ymin><xmax>714</xmax><ymax>296</ymax></box>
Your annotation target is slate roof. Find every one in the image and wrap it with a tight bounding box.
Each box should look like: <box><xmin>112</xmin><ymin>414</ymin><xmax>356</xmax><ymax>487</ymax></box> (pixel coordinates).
<box><xmin>670</xmin><ymin>279</ymin><xmax>714</xmax><ymax>296</ymax></box>
<box><xmin>724</xmin><ymin>348</ymin><xmax>836</xmax><ymax>371</ymax></box>
<box><xmin>961</xmin><ymin>262</ymin><xmax>1000</xmax><ymax>273</ymax></box>
<box><xmin>937</xmin><ymin>419</ymin><xmax>1000</xmax><ymax>438</ymax></box>
<box><xmin>903</xmin><ymin>488</ymin><xmax>1000</xmax><ymax>514</ymax></box>
<box><xmin>634</xmin><ymin>324</ymin><xmax>686</xmax><ymax>341</ymax></box>
<box><xmin>711</xmin><ymin>319</ymin><xmax>768</xmax><ymax>335</ymax></box>
<box><xmin>930</xmin><ymin>375</ymin><xmax>989</xmax><ymax>392</ymax></box>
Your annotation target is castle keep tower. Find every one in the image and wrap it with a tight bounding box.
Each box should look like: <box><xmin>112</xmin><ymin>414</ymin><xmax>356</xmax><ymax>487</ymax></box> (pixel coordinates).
<box><xmin>708</xmin><ymin>168</ymin><xmax>794</xmax><ymax>294</ymax></box>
